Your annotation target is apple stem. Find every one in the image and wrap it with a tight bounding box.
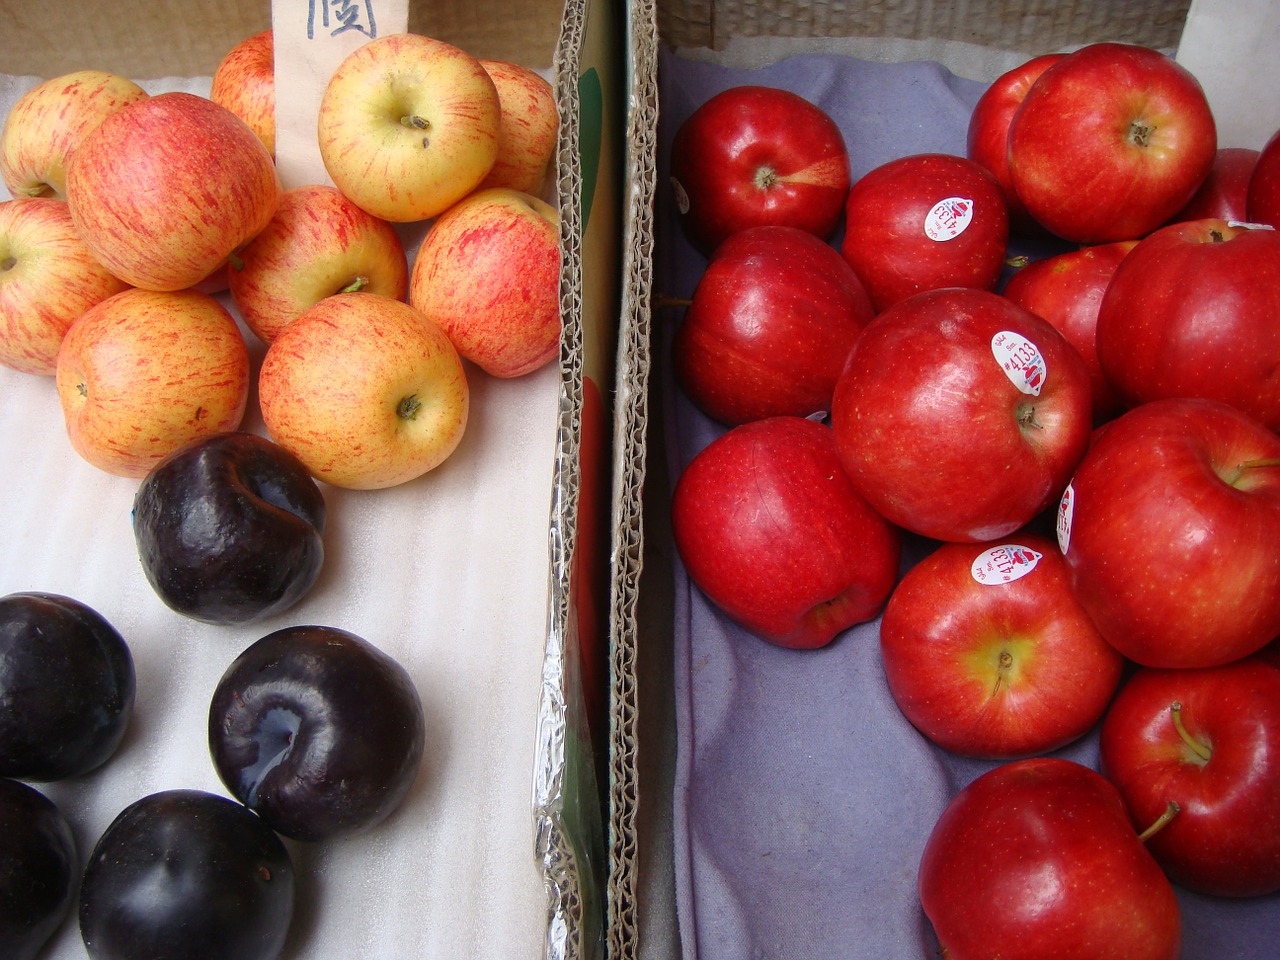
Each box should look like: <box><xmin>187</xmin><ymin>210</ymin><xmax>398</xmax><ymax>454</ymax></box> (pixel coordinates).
<box><xmin>401</xmin><ymin>114</ymin><xmax>430</xmax><ymax>130</ymax></box>
<box><xmin>1137</xmin><ymin>800</ymin><xmax>1180</xmax><ymax>843</ymax></box>
<box><xmin>1231</xmin><ymin>457</ymin><xmax>1280</xmax><ymax>484</ymax></box>
<box><xmin>1129</xmin><ymin>119</ymin><xmax>1153</xmax><ymax>149</ymax></box>
<box><xmin>341</xmin><ymin>275</ymin><xmax>369</xmax><ymax>294</ymax></box>
<box><xmin>753</xmin><ymin>165</ymin><xmax>780</xmax><ymax>191</ymax></box>
<box><xmin>227</xmin><ymin>253</ymin><xmax>245</xmax><ymax>272</ymax></box>
<box><xmin>0</xmin><ymin>255</ymin><xmax>15</xmax><ymax>272</ymax></box>
<box><xmin>1016</xmin><ymin>404</ymin><xmax>1044</xmax><ymax>430</ymax></box>
<box><xmin>657</xmin><ymin>295</ymin><xmax>693</xmax><ymax>309</ymax></box>
<box><xmin>1170</xmin><ymin>701</ymin><xmax>1212</xmax><ymax>763</ymax></box>
<box><xmin>397</xmin><ymin>394</ymin><xmax>422</xmax><ymax>421</ymax></box>
<box><xmin>1004</xmin><ymin>255</ymin><xmax>1029</xmax><ymax>269</ymax></box>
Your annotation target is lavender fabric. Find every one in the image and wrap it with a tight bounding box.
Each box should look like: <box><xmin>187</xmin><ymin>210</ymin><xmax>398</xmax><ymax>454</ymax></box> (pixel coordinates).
<box><xmin>656</xmin><ymin>45</ymin><xmax>1280</xmax><ymax>960</ymax></box>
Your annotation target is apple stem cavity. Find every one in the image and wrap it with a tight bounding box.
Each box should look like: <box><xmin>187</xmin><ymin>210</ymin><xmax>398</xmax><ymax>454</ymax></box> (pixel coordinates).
<box><xmin>397</xmin><ymin>394</ymin><xmax>422</xmax><ymax>421</ymax></box>
<box><xmin>1129</xmin><ymin>119</ymin><xmax>1154</xmax><ymax>149</ymax></box>
<box><xmin>1170</xmin><ymin>700</ymin><xmax>1212</xmax><ymax>763</ymax></box>
<box><xmin>0</xmin><ymin>255</ymin><xmax>15</xmax><ymax>272</ymax></box>
<box><xmin>1137</xmin><ymin>800</ymin><xmax>1181</xmax><ymax>843</ymax></box>
<box><xmin>1016</xmin><ymin>403</ymin><xmax>1044</xmax><ymax>431</ymax></box>
<box><xmin>753</xmin><ymin>165</ymin><xmax>780</xmax><ymax>191</ymax></box>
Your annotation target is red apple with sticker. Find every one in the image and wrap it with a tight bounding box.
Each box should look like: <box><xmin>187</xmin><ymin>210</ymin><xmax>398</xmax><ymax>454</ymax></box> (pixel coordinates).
<box><xmin>1098</xmin><ymin>658</ymin><xmax>1280</xmax><ymax>898</ymax></box>
<box><xmin>65</xmin><ymin>92</ymin><xmax>280</xmax><ymax>291</ymax></box>
<box><xmin>965</xmin><ymin>52</ymin><xmax>1064</xmax><ymax>233</ymax></box>
<box><xmin>1057</xmin><ymin>397</ymin><xmax>1280</xmax><ymax>668</ymax></box>
<box><xmin>919</xmin><ymin>757</ymin><xmax>1181</xmax><ymax>960</ymax></box>
<box><xmin>840</xmin><ymin>153</ymin><xmax>1009</xmax><ymax>311</ymax></box>
<box><xmin>670</xmin><ymin>415</ymin><xmax>901</xmax><ymax>650</ymax></box>
<box><xmin>1006</xmin><ymin>42</ymin><xmax>1217</xmax><ymax>243</ymax></box>
<box><xmin>0</xmin><ymin>197</ymin><xmax>129</xmax><ymax>375</ymax></box>
<box><xmin>1246</xmin><ymin>127</ymin><xmax>1280</xmax><ymax>227</ymax></box>
<box><xmin>477</xmin><ymin>59</ymin><xmax>558</xmax><ymax>195</ymax></box>
<box><xmin>229</xmin><ymin>184</ymin><xmax>408</xmax><ymax>345</ymax></box>
<box><xmin>830</xmin><ymin>287</ymin><xmax>1092</xmax><ymax>543</ymax></box>
<box><xmin>669</xmin><ymin>85</ymin><xmax>850</xmax><ymax>256</ymax></box>
<box><xmin>210</xmin><ymin>29</ymin><xmax>276</xmax><ymax>158</ymax></box>
<box><xmin>880</xmin><ymin>535</ymin><xmax>1125</xmax><ymax>759</ymax></box>
<box><xmin>674</xmin><ymin>224</ymin><xmax>875</xmax><ymax>425</ymax></box>
<box><xmin>0</xmin><ymin>70</ymin><xmax>148</xmax><ymax>201</ymax></box>
<box><xmin>55</xmin><ymin>289</ymin><xmax>251</xmax><ymax>478</ymax></box>
<box><xmin>1002</xmin><ymin>239</ymin><xmax>1137</xmax><ymax>423</ymax></box>
<box><xmin>1169</xmin><ymin>147</ymin><xmax>1258</xmax><ymax>224</ymax></box>
<box><xmin>1094</xmin><ymin>218</ymin><xmax>1280</xmax><ymax>431</ymax></box>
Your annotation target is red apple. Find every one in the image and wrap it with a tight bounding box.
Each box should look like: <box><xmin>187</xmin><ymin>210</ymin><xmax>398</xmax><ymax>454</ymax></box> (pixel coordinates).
<box><xmin>65</xmin><ymin>92</ymin><xmax>280</xmax><ymax>291</ymax></box>
<box><xmin>1006</xmin><ymin>42</ymin><xmax>1217</xmax><ymax>243</ymax></box>
<box><xmin>830</xmin><ymin>287</ymin><xmax>1092</xmax><ymax>543</ymax></box>
<box><xmin>880</xmin><ymin>535</ymin><xmax>1125</xmax><ymax>758</ymax></box>
<box><xmin>477</xmin><ymin>58</ymin><xmax>558</xmax><ymax>196</ymax></box>
<box><xmin>840</xmin><ymin>153</ymin><xmax>1009</xmax><ymax>311</ymax></box>
<box><xmin>210</xmin><ymin>29</ymin><xmax>275</xmax><ymax>158</ymax></box>
<box><xmin>670</xmin><ymin>415</ymin><xmax>901</xmax><ymax>650</ymax></box>
<box><xmin>1170</xmin><ymin>146</ymin><xmax>1259</xmax><ymax>223</ymax></box>
<box><xmin>669</xmin><ymin>85</ymin><xmax>850</xmax><ymax>256</ymax></box>
<box><xmin>965</xmin><ymin>52</ymin><xmax>1064</xmax><ymax>234</ymax></box>
<box><xmin>1246</xmin><ymin>127</ymin><xmax>1280</xmax><ymax>227</ymax></box>
<box><xmin>1094</xmin><ymin>218</ymin><xmax>1280</xmax><ymax>431</ymax></box>
<box><xmin>1057</xmin><ymin>397</ymin><xmax>1280</xmax><ymax>668</ymax></box>
<box><xmin>673</xmin><ymin>225</ymin><xmax>875</xmax><ymax>425</ymax></box>
<box><xmin>1099</xmin><ymin>658</ymin><xmax>1280</xmax><ymax>898</ymax></box>
<box><xmin>919</xmin><ymin>757</ymin><xmax>1181</xmax><ymax>960</ymax></box>
<box><xmin>1001</xmin><ymin>239</ymin><xmax>1137</xmax><ymax>423</ymax></box>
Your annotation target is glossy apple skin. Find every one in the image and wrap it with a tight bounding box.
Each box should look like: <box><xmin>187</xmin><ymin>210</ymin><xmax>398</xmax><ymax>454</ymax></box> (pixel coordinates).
<box><xmin>208</xmin><ymin>624</ymin><xmax>426</xmax><ymax>842</ymax></box>
<box><xmin>840</xmin><ymin>152</ymin><xmax>1009</xmax><ymax>311</ymax></box>
<box><xmin>210</xmin><ymin>29</ymin><xmax>275</xmax><ymax>157</ymax></box>
<box><xmin>1099</xmin><ymin>658</ymin><xmax>1280</xmax><ymax>898</ymax></box>
<box><xmin>78</xmin><ymin>789</ymin><xmax>294</xmax><ymax>960</ymax></box>
<box><xmin>1170</xmin><ymin>146</ymin><xmax>1259</xmax><ymax>223</ymax></box>
<box><xmin>1247</xmin><ymin>127</ymin><xmax>1280</xmax><ymax>227</ymax></box>
<box><xmin>1095</xmin><ymin>218</ymin><xmax>1280</xmax><ymax>431</ymax></box>
<box><xmin>880</xmin><ymin>535</ymin><xmax>1124</xmax><ymax>758</ymax></box>
<box><xmin>132</xmin><ymin>432</ymin><xmax>327</xmax><ymax>625</ymax></box>
<box><xmin>1058</xmin><ymin>397</ymin><xmax>1280</xmax><ymax>668</ymax></box>
<box><xmin>1001</xmin><ymin>239</ymin><xmax>1137</xmax><ymax>423</ymax></box>
<box><xmin>670</xmin><ymin>415</ymin><xmax>902</xmax><ymax>650</ymax></box>
<box><xmin>964</xmin><ymin>52</ymin><xmax>1064</xmax><ymax>234</ymax></box>
<box><xmin>669</xmin><ymin>85</ymin><xmax>850</xmax><ymax>256</ymax></box>
<box><xmin>674</xmin><ymin>225</ymin><xmax>875</xmax><ymax>425</ymax></box>
<box><xmin>1007</xmin><ymin>42</ymin><xmax>1217</xmax><ymax>243</ymax></box>
<box><xmin>919</xmin><ymin>757</ymin><xmax>1181</xmax><ymax>960</ymax></box>
<box><xmin>0</xmin><ymin>592</ymin><xmax>134</xmax><ymax>782</ymax></box>
<box><xmin>0</xmin><ymin>778</ymin><xmax>76</xmax><ymax>960</ymax></box>
<box><xmin>831</xmin><ymin>287</ymin><xmax>1092</xmax><ymax>543</ymax></box>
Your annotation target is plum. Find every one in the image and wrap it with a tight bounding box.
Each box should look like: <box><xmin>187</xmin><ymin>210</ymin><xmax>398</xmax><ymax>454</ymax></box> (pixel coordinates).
<box><xmin>0</xmin><ymin>591</ymin><xmax>135</xmax><ymax>781</ymax></box>
<box><xmin>0</xmin><ymin>777</ymin><xmax>77</xmax><ymax>960</ymax></box>
<box><xmin>208</xmin><ymin>624</ymin><xmax>426</xmax><ymax>842</ymax></box>
<box><xmin>78</xmin><ymin>788</ymin><xmax>294</xmax><ymax>960</ymax></box>
<box><xmin>132</xmin><ymin>431</ymin><xmax>326</xmax><ymax>625</ymax></box>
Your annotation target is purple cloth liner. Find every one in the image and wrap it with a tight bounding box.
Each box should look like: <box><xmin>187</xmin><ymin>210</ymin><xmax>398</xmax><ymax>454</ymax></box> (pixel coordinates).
<box><xmin>657</xmin><ymin>44</ymin><xmax>1280</xmax><ymax>960</ymax></box>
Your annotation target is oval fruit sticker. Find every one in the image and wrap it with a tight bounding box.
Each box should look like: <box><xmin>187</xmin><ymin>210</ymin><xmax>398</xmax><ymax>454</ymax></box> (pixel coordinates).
<box><xmin>1057</xmin><ymin>483</ymin><xmax>1074</xmax><ymax>554</ymax></box>
<box><xmin>971</xmin><ymin>544</ymin><xmax>1044</xmax><ymax>585</ymax></box>
<box><xmin>991</xmin><ymin>330</ymin><xmax>1047</xmax><ymax>396</ymax></box>
<box><xmin>924</xmin><ymin>197</ymin><xmax>974</xmax><ymax>240</ymax></box>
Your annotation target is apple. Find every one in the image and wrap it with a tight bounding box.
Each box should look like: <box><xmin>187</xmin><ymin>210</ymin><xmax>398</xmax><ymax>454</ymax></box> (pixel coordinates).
<box><xmin>210</xmin><ymin>29</ymin><xmax>275</xmax><ymax>157</ymax></box>
<box><xmin>258</xmin><ymin>291</ymin><xmax>469</xmax><ymax>489</ymax></box>
<box><xmin>964</xmin><ymin>52</ymin><xmax>1064</xmax><ymax>234</ymax></box>
<box><xmin>673</xmin><ymin>224</ymin><xmax>875</xmax><ymax>425</ymax></box>
<box><xmin>0</xmin><ymin>197</ymin><xmax>130</xmax><ymax>376</ymax></box>
<box><xmin>670</xmin><ymin>415</ymin><xmax>902</xmax><ymax>650</ymax></box>
<box><xmin>1006</xmin><ymin>42</ymin><xmax>1217</xmax><ymax>243</ymax></box>
<box><xmin>65</xmin><ymin>91</ymin><xmax>280</xmax><ymax>292</ymax></box>
<box><xmin>1001</xmin><ymin>239</ymin><xmax>1137</xmax><ymax>423</ymax></box>
<box><xmin>919</xmin><ymin>756</ymin><xmax>1181</xmax><ymax>960</ymax></box>
<box><xmin>1094</xmin><ymin>218</ymin><xmax>1280</xmax><ymax>431</ymax></box>
<box><xmin>669</xmin><ymin>84</ymin><xmax>850</xmax><ymax>256</ymax></box>
<box><xmin>1247</xmin><ymin>126</ymin><xmax>1280</xmax><ymax>227</ymax></box>
<box><xmin>55</xmin><ymin>288</ymin><xmax>251</xmax><ymax>479</ymax></box>
<box><xmin>0</xmin><ymin>69</ymin><xmax>148</xmax><ymax>201</ymax></box>
<box><xmin>1170</xmin><ymin>146</ymin><xmax>1259</xmax><ymax>223</ymax></box>
<box><xmin>830</xmin><ymin>287</ymin><xmax>1093</xmax><ymax>543</ymax></box>
<box><xmin>477</xmin><ymin>58</ymin><xmax>558</xmax><ymax>195</ymax></box>
<box><xmin>317</xmin><ymin>32</ymin><xmax>501</xmax><ymax>223</ymax></box>
<box><xmin>408</xmin><ymin>186</ymin><xmax>560</xmax><ymax>378</ymax></box>
<box><xmin>1099</xmin><ymin>658</ymin><xmax>1280</xmax><ymax>898</ymax></box>
<box><xmin>1058</xmin><ymin>397</ymin><xmax>1280</xmax><ymax>668</ymax></box>
<box><xmin>839</xmin><ymin>152</ymin><xmax>1009</xmax><ymax>311</ymax></box>
<box><xmin>879</xmin><ymin>535</ymin><xmax>1125</xmax><ymax>759</ymax></box>
<box><xmin>0</xmin><ymin>778</ymin><xmax>77</xmax><ymax>960</ymax></box>
<box><xmin>228</xmin><ymin>183</ymin><xmax>409</xmax><ymax>344</ymax></box>
<box><xmin>132</xmin><ymin>432</ymin><xmax>327</xmax><ymax>625</ymax></box>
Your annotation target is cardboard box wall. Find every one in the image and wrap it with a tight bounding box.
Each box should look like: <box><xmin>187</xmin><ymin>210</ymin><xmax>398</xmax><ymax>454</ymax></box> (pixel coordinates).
<box><xmin>0</xmin><ymin>2</ymin><xmax>623</xmax><ymax>959</ymax></box>
<box><xmin>612</xmin><ymin>1</ymin><xmax>1280</xmax><ymax>958</ymax></box>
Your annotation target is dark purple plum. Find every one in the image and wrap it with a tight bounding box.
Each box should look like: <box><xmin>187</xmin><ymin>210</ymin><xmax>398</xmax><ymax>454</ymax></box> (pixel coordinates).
<box><xmin>0</xmin><ymin>778</ymin><xmax>77</xmax><ymax>960</ymax></box>
<box><xmin>131</xmin><ymin>431</ymin><xmax>326</xmax><ymax>625</ymax></box>
<box><xmin>78</xmin><ymin>788</ymin><xmax>294</xmax><ymax>960</ymax></box>
<box><xmin>0</xmin><ymin>591</ymin><xmax>135</xmax><ymax>781</ymax></box>
<box><xmin>208</xmin><ymin>624</ymin><xmax>426</xmax><ymax>842</ymax></box>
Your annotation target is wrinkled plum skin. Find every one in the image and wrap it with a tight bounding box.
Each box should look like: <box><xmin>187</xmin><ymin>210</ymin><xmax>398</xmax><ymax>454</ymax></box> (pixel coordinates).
<box><xmin>79</xmin><ymin>788</ymin><xmax>294</xmax><ymax>960</ymax></box>
<box><xmin>208</xmin><ymin>624</ymin><xmax>426</xmax><ymax>842</ymax></box>
<box><xmin>132</xmin><ymin>431</ymin><xmax>327</xmax><ymax>626</ymax></box>
<box><xmin>0</xmin><ymin>592</ymin><xmax>135</xmax><ymax>781</ymax></box>
<box><xmin>0</xmin><ymin>778</ymin><xmax>77</xmax><ymax>960</ymax></box>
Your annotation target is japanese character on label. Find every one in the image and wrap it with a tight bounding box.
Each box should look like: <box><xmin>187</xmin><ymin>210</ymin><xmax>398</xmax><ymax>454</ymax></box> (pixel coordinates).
<box><xmin>308</xmin><ymin>0</ymin><xmax>378</xmax><ymax>40</ymax></box>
